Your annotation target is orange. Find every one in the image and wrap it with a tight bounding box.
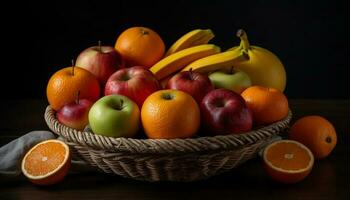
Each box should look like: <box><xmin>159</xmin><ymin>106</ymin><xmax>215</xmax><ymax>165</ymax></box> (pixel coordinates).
<box><xmin>115</xmin><ymin>27</ymin><xmax>165</xmax><ymax>68</ymax></box>
<box><xmin>263</xmin><ymin>140</ymin><xmax>314</xmax><ymax>184</ymax></box>
<box><xmin>141</xmin><ymin>89</ymin><xmax>200</xmax><ymax>139</ymax></box>
<box><xmin>21</xmin><ymin>139</ymin><xmax>71</xmax><ymax>185</ymax></box>
<box><xmin>47</xmin><ymin>66</ymin><xmax>100</xmax><ymax>111</ymax></box>
<box><xmin>241</xmin><ymin>86</ymin><xmax>289</xmax><ymax>125</ymax></box>
<box><xmin>289</xmin><ymin>116</ymin><xmax>337</xmax><ymax>159</ymax></box>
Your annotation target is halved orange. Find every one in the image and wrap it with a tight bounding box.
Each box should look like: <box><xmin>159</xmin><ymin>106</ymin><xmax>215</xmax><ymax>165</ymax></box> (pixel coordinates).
<box><xmin>263</xmin><ymin>140</ymin><xmax>314</xmax><ymax>184</ymax></box>
<box><xmin>21</xmin><ymin>139</ymin><xmax>71</xmax><ymax>185</ymax></box>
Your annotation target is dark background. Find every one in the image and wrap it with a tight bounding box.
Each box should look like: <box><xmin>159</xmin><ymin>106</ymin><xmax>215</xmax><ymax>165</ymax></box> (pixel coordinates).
<box><xmin>3</xmin><ymin>0</ymin><xmax>349</xmax><ymax>99</ymax></box>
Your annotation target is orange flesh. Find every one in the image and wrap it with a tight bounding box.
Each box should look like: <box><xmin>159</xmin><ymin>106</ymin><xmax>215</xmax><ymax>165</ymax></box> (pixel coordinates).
<box><xmin>24</xmin><ymin>142</ymin><xmax>66</xmax><ymax>176</ymax></box>
<box><xmin>266</xmin><ymin>142</ymin><xmax>311</xmax><ymax>171</ymax></box>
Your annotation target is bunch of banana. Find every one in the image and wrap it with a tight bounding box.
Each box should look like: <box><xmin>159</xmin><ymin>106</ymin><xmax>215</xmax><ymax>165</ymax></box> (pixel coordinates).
<box><xmin>151</xmin><ymin>28</ymin><xmax>286</xmax><ymax>92</ymax></box>
<box><xmin>165</xmin><ymin>29</ymin><xmax>214</xmax><ymax>56</ymax></box>
<box><xmin>150</xmin><ymin>44</ymin><xmax>220</xmax><ymax>80</ymax></box>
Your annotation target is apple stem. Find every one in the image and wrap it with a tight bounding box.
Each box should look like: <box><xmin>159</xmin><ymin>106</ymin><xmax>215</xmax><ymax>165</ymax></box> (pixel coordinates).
<box><xmin>236</xmin><ymin>29</ymin><xmax>250</xmax><ymax>52</ymax></box>
<box><xmin>71</xmin><ymin>59</ymin><xmax>75</xmax><ymax>76</ymax></box>
<box><xmin>120</xmin><ymin>99</ymin><xmax>124</xmax><ymax>109</ymax></box>
<box><xmin>189</xmin><ymin>68</ymin><xmax>194</xmax><ymax>80</ymax></box>
<box><xmin>98</xmin><ymin>40</ymin><xmax>102</xmax><ymax>52</ymax></box>
<box><xmin>230</xmin><ymin>66</ymin><xmax>234</xmax><ymax>74</ymax></box>
<box><xmin>76</xmin><ymin>90</ymin><xmax>80</xmax><ymax>104</ymax></box>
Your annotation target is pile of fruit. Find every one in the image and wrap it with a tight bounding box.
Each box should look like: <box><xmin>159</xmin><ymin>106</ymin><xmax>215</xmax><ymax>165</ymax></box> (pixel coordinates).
<box><xmin>22</xmin><ymin>27</ymin><xmax>337</xmax><ymax>185</ymax></box>
<box><xmin>46</xmin><ymin>27</ymin><xmax>289</xmax><ymax>138</ymax></box>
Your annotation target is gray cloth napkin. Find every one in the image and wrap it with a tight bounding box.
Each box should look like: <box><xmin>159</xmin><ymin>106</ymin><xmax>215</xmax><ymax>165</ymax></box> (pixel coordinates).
<box><xmin>0</xmin><ymin>130</ymin><xmax>96</xmax><ymax>176</ymax></box>
<box><xmin>0</xmin><ymin>130</ymin><xmax>56</xmax><ymax>176</ymax></box>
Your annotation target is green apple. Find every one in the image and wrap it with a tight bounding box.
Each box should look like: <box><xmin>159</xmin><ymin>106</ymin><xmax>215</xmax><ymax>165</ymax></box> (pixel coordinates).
<box><xmin>88</xmin><ymin>95</ymin><xmax>140</xmax><ymax>137</ymax></box>
<box><xmin>209</xmin><ymin>68</ymin><xmax>252</xmax><ymax>94</ymax></box>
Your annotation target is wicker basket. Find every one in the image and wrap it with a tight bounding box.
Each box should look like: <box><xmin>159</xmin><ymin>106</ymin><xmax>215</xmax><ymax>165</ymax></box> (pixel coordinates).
<box><xmin>44</xmin><ymin>106</ymin><xmax>292</xmax><ymax>182</ymax></box>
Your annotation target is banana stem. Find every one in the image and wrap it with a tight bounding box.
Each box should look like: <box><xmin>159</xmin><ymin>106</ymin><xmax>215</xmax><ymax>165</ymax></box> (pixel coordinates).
<box><xmin>236</xmin><ymin>29</ymin><xmax>250</xmax><ymax>51</ymax></box>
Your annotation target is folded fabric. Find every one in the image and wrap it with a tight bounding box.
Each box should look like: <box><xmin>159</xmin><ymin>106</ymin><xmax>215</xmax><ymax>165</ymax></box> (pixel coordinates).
<box><xmin>0</xmin><ymin>130</ymin><xmax>56</xmax><ymax>176</ymax></box>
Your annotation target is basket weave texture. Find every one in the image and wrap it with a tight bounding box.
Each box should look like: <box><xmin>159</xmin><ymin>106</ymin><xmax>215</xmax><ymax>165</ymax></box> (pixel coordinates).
<box><xmin>45</xmin><ymin>106</ymin><xmax>292</xmax><ymax>182</ymax></box>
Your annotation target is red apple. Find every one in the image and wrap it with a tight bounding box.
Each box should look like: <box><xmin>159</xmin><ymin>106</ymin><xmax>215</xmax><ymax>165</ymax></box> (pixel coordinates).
<box><xmin>56</xmin><ymin>97</ymin><xmax>93</xmax><ymax>131</ymax></box>
<box><xmin>201</xmin><ymin>88</ymin><xmax>253</xmax><ymax>135</ymax></box>
<box><xmin>104</xmin><ymin>66</ymin><xmax>160</xmax><ymax>108</ymax></box>
<box><xmin>166</xmin><ymin>71</ymin><xmax>214</xmax><ymax>104</ymax></box>
<box><xmin>76</xmin><ymin>41</ymin><xmax>124</xmax><ymax>86</ymax></box>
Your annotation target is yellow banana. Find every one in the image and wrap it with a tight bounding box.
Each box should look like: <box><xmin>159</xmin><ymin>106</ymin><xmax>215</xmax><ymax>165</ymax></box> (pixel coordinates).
<box><xmin>150</xmin><ymin>44</ymin><xmax>221</xmax><ymax>80</ymax></box>
<box><xmin>181</xmin><ymin>50</ymin><xmax>249</xmax><ymax>74</ymax></box>
<box><xmin>165</xmin><ymin>29</ymin><xmax>214</xmax><ymax>56</ymax></box>
<box><xmin>226</xmin><ymin>45</ymin><xmax>242</xmax><ymax>52</ymax></box>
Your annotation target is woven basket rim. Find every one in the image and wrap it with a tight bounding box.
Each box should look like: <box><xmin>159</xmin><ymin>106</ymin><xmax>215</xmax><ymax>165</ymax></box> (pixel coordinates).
<box><xmin>44</xmin><ymin>106</ymin><xmax>292</xmax><ymax>154</ymax></box>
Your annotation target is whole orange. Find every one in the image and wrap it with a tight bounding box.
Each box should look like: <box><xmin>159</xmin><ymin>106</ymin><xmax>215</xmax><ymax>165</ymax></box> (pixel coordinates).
<box><xmin>289</xmin><ymin>116</ymin><xmax>337</xmax><ymax>159</ymax></box>
<box><xmin>47</xmin><ymin>66</ymin><xmax>100</xmax><ymax>111</ymax></box>
<box><xmin>241</xmin><ymin>86</ymin><xmax>289</xmax><ymax>125</ymax></box>
<box><xmin>115</xmin><ymin>27</ymin><xmax>165</xmax><ymax>68</ymax></box>
<box><xmin>141</xmin><ymin>89</ymin><xmax>200</xmax><ymax>139</ymax></box>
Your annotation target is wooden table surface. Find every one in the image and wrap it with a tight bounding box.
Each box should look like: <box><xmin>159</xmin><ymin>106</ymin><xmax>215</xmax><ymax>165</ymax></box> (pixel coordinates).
<box><xmin>0</xmin><ymin>99</ymin><xmax>349</xmax><ymax>199</ymax></box>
